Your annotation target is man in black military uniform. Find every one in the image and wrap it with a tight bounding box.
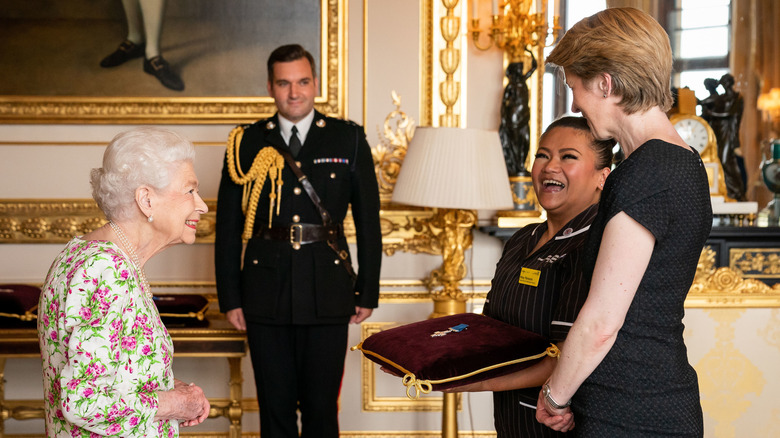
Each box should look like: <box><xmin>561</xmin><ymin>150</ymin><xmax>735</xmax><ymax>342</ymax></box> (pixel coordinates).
<box><xmin>215</xmin><ymin>44</ymin><xmax>382</xmax><ymax>438</ymax></box>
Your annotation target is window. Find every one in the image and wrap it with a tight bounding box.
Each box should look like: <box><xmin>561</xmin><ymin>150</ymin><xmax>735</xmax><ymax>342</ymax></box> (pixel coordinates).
<box><xmin>670</xmin><ymin>0</ymin><xmax>731</xmax><ymax>110</ymax></box>
<box><xmin>542</xmin><ymin>0</ymin><xmax>606</xmax><ymax>128</ymax></box>
<box><xmin>542</xmin><ymin>0</ymin><xmax>732</xmax><ymax>123</ymax></box>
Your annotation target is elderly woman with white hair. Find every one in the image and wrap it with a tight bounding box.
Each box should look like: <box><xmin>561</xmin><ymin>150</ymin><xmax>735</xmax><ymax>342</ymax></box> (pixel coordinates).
<box><xmin>38</xmin><ymin>127</ymin><xmax>210</xmax><ymax>437</ymax></box>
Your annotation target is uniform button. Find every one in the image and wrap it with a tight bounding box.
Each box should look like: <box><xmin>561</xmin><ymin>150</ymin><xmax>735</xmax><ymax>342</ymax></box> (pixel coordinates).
<box><xmin>292</xmin><ymin>215</ymin><xmax>300</xmax><ymax>223</ymax></box>
<box><xmin>252</xmin><ymin>259</ymin><xmax>258</xmax><ymax>265</ymax></box>
<box><xmin>330</xmin><ymin>172</ymin><xmax>336</xmax><ymax>179</ymax></box>
<box><xmin>295</xmin><ymin>161</ymin><xmax>302</xmax><ymax>167</ymax></box>
<box><xmin>293</xmin><ymin>187</ymin><xmax>302</xmax><ymax>195</ymax></box>
<box><xmin>334</xmin><ymin>259</ymin><xmax>340</xmax><ymax>265</ymax></box>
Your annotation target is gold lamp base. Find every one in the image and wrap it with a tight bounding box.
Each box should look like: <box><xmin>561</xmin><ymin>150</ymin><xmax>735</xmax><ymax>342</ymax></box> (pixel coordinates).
<box><xmin>424</xmin><ymin>207</ymin><xmax>476</xmax><ymax>438</ymax></box>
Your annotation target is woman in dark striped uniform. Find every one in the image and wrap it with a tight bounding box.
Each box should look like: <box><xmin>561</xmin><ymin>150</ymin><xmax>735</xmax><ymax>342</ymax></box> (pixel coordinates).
<box><xmin>451</xmin><ymin>116</ymin><xmax>613</xmax><ymax>437</ymax></box>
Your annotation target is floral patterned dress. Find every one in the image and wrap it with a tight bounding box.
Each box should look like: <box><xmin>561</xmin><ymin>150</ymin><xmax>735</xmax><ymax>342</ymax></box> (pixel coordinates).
<box><xmin>38</xmin><ymin>237</ymin><xmax>178</xmax><ymax>437</ymax></box>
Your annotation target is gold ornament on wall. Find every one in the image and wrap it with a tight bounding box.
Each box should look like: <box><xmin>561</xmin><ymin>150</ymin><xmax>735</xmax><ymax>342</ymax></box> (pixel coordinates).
<box><xmin>438</xmin><ymin>0</ymin><xmax>463</xmax><ymax>128</ymax></box>
<box><xmin>372</xmin><ymin>91</ymin><xmax>416</xmax><ymax>204</ymax></box>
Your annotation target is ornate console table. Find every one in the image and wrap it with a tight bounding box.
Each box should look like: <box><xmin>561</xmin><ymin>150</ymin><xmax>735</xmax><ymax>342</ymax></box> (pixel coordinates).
<box><xmin>705</xmin><ymin>226</ymin><xmax>780</xmax><ymax>286</ymax></box>
<box><xmin>0</xmin><ymin>320</ymin><xmax>247</xmax><ymax>438</ymax></box>
<box><xmin>480</xmin><ymin>225</ymin><xmax>780</xmax><ymax>299</ymax></box>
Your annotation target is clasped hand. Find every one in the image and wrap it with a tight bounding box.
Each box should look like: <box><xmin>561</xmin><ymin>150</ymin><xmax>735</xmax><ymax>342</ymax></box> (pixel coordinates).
<box><xmin>156</xmin><ymin>379</ymin><xmax>211</xmax><ymax>427</ymax></box>
<box><xmin>535</xmin><ymin>389</ymin><xmax>575</xmax><ymax>432</ymax></box>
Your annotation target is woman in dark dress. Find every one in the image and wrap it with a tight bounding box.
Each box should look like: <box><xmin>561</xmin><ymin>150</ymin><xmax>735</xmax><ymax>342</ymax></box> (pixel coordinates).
<box><xmin>448</xmin><ymin>116</ymin><xmax>613</xmax><ymax>438</ymax></box>
<box><xmin>536</xmin><ymin>8</ymin><xmax>712</xmax><ymax>437</ymax></box>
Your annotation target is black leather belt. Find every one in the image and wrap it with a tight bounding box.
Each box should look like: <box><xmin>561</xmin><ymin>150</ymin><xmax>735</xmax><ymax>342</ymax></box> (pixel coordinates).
<box><xmin>254</xmin><ymin>223</ymin><xmax>344</xmax><ymax>249</ymax></box>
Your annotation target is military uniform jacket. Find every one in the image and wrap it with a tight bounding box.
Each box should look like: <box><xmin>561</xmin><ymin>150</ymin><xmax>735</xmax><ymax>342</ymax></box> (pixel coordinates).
<box><xmin>215</xmin><ymin>111</ymin><xmax>382</xmax><ymax>325</ymax></box>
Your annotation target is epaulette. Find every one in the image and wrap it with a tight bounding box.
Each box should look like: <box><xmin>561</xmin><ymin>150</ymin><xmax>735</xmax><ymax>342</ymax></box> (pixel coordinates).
<box><xmin>317</xmin><ymin>114</ymin><xmax>353</xmax><ymax>126</ymax></box>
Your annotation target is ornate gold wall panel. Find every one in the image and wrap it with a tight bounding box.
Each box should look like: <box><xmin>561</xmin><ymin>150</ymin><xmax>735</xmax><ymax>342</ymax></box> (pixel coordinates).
<box><xmin>0</xmin><ymin>199</ymin><xmax>217</xmax><ymax>244</ymax></box>
<box><xmin>420</xmin><ymin>0</ymin><xmax>435</xmax><ymax>126</ymax></box>
<box><xmin>729</xmin><ymin>248</ymin><xmax>780</xmax><ymax>283</ymax></box>
<box><xmin>686</xmin><ymin>247</ymin><xmax>780</xmax><ymax>308</ymax></box>
<box><xmin>422</xmin><ymin>0</ymin><xmax>468</xmax><ymax>128</ymax></box>
<box><xmin>0</xmin><ymin>0</ymin><xmax>345</xmax><ymax>124</ymax></box>
<box><xmin>0</xmin><ymin>199</ymin><xmax>436</xmax><ymax>254</ymax></box>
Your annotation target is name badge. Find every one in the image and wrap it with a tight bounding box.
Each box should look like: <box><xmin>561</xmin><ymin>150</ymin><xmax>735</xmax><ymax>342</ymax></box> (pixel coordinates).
<box><xmin>518</xmin><ymin>267</ymin><xmax>541</xmax><ymax>287</ymax></box>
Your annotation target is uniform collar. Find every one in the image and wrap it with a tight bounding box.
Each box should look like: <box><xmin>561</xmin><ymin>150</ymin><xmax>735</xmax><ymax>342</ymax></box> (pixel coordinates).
<box><xmin>553</xmin><ymin>203</ymin><xmax>599</xmax><ymax>241</ymax></box>
<box><xmin>278</xmin><ymin>109</ymin><xmax>315</xmax><ymax>144</ymax></box>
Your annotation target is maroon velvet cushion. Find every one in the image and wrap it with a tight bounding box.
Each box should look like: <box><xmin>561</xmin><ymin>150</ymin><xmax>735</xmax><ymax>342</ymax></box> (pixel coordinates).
<box><xmin>352</xmin><ymin>313</ymin><xmax>558</xmax><ymax>398</ymax></box>
<box><xmin>0</xmin><ymin>284</ymin><xmax>41</xmax><ymax>328</ymax></box>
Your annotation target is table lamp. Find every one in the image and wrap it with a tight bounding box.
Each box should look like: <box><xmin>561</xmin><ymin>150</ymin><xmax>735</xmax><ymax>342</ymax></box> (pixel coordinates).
<box><xmin>391</xmin><ymin>126</ymin><xmax>513</xmax><ymax>437</ymax></box>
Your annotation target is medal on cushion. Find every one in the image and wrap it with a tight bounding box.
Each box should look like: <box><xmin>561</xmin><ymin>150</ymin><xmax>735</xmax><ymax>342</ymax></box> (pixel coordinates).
<box><xmin>518</xmin><ymin>267</ymin><xmax>541</xmax><ymax>287</ymax></box>
<box><xmin>431</xmin><ymin>323</ymin><xmax>469</xmax><ymax>337</ymax></box>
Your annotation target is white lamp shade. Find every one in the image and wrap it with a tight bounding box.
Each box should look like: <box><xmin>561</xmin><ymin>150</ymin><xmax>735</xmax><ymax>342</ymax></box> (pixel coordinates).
<box><xmin>392</xmin><ymin>127</ymin><xmax>514</xmax><ymax>210</ymax></box>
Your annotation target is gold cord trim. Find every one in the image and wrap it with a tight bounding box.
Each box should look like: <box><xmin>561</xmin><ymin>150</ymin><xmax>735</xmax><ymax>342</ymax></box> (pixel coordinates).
<box><xmin>158</xmin><ymin>303</ymin><xmax>210</xmax><ymax>321</ymax></box>
<box><xmin>0</xmin><ymin>311</ymin><xmax>37</xmax><ymax>321</ymax></box>
<box><xmin>351</xmin><ymin>342</ymin><xmax>560</xmax><ymax>400</ymax></box>
<box><xmin>226</xmin><ymin>126</ymin><xmax>285</xmax><ymax>241</ymax></box>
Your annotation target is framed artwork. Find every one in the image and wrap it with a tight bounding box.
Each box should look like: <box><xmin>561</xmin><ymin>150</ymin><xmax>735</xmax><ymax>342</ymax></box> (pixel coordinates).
<box><xmin>0</xmin><ymin>0</ymin><xmax>345</xmax><ymax>124</ymax></box>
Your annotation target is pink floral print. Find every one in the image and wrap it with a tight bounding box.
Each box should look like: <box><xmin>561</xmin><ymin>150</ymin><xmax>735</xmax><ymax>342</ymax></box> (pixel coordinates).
<box><xmin>38</xmin><ymin>238</ymin><xmax>178</xmax><ymax>437</ymax></box>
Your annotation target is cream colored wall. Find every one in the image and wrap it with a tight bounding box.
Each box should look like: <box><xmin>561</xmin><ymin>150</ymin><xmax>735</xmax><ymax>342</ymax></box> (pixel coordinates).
<box><xmin>684</xmin><ymin>308</ymin><xmax>780</xmax><ymax>437</ymax></box>
<box><xmin>2</xmin><ymin>1</ymin><xmax>778</xmax><ymax>437</ymax></box>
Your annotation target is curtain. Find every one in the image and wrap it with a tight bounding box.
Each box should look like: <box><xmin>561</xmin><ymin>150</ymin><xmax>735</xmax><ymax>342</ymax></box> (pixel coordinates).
<box><xmin>732</xmin><ymin>0</ymin><xmax>780</xmax><ymax>205</ymax></box>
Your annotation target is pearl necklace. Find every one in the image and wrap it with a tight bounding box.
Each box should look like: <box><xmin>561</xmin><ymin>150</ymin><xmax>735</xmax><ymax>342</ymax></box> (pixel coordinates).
<box><xmin>109</xmin><ymin>221</ymin><xmax>152</xmax><ymax>299</ymax></box>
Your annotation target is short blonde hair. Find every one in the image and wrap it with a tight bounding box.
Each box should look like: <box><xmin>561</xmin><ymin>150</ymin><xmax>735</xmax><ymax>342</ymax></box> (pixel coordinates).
<box><xmin>90</xmin><ymin>127</ymin><xmax>195</xmax><ymax>221</ymax></box>
<box><xmin>547</xmin><ymin>7</ymin><xmax>673</xmax><ymax>114</ymax></box>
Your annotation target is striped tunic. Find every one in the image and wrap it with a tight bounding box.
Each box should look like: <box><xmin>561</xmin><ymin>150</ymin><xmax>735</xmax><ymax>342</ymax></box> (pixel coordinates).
<box><xmin>483</xmin><ymin>203</ymin><xmax>597</xmax><ymax>438</ymax></box>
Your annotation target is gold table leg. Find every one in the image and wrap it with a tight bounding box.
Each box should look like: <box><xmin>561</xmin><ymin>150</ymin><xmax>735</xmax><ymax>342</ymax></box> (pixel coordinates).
<box><xmin>1</xmin><ymin>358</ymin><xmax>6</xmax><ymax>436</ymax></box>
<box><xmin>227</xmin><ymin>357</ymin><xmax>243</xmax><ymax>438</ymax></box>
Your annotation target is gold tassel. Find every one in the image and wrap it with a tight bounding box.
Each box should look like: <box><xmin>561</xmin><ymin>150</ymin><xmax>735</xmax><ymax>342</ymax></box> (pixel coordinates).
<box><xmin>268</xmin><ymin>165</ymin><xmax>277</xmax><ymax>229</ymax></box>
<box><xmin>275</xmin><ymin>155</ymin><xmax>284</xmax><ymax>215</ymax></box>
<box><xmin>225</xmin><ymin>126</ymin><xmax>286</xmax><ymax>241</ymax></box>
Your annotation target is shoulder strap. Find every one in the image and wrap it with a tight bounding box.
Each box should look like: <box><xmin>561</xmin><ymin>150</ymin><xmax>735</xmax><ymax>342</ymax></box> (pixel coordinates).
<box><xmin>274</xmin><ymin>147</ymin><xmax>333</xmax><ymax>226</ymax></box>
<box><xmin>272</xmin><ymin>146</ymin><xmax>357</xmax><ymax>282</ymax></box>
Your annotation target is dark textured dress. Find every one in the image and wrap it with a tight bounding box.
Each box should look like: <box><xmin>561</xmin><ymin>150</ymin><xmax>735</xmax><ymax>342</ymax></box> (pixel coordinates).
<box><xmin>484</xmin><ymin>204</ymin><xmax>598</xmax><ymax>438</ymax></box>
<box><xmin>574</xmin><ymin>140</ymin><xmax>712</xmax><ymax>437</ymax></box>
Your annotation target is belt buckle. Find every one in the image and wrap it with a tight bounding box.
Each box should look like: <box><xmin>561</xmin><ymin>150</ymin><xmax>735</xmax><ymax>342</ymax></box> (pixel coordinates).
<box><xmin>290</xmin><ymin>224</ymin><xmax>303</xmax><ymax>250</ymax></box>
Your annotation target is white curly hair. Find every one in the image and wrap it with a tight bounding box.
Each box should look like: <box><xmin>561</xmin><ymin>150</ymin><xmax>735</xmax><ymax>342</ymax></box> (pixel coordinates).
<box><xmin>90</xmin><ymin>127</ymin><xmax>195</xmax><ymax>221</ymax></box>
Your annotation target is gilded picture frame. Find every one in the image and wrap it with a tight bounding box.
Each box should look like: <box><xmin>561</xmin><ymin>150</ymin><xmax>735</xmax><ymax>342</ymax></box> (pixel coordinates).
<box><xmin>0</xmin><ymin>0</ymin><xmax>345</xmax><ymax>124</ymax></box>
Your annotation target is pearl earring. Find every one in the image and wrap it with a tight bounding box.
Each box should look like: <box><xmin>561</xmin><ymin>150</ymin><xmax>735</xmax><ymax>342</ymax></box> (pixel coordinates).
<box><xmin>603</xmin><ymin>93</ymin><xmax>607</xmax><ymax>98</ymax></box>
<box><xmin>147</xmin><ymin>216</ymin><xmax>154</xmax><ymax>223</ymax></box>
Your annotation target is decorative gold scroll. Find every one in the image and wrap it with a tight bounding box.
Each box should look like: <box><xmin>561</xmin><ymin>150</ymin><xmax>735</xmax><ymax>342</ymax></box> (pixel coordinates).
<box><xmin>372</xmin><ymin>91</ymin><xmax>416</xmax><ymax>204</ymax></box>
<box><xmin>686</xmin><ymin>247</ymin><xmax>780</xmax><ymax>308</ymax></box>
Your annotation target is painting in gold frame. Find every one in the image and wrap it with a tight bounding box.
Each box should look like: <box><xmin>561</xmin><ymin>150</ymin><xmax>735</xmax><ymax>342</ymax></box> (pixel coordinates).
<box><xmin>0</xmin><ymin>0</ymin><xmax>345</xmax><ymax>124</ymax></box>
